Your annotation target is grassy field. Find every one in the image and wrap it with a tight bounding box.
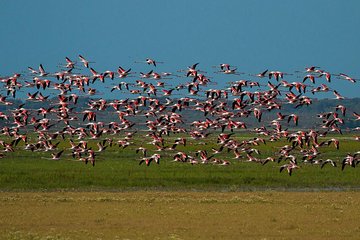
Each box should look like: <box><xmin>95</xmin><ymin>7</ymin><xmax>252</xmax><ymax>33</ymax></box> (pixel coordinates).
<box><xmin>1</xmin><ymin>191</ymin><xmax>360</xmax><ymax>239</ymax></box>
<box><xmin>1</xmin><ymin>154</ymin><xmax>360</xmax><ymax>191</ymax></box>
<box><xmin>0</xmin><ymin>133</ymin><xmax>359</xmax><ymax>191</ymax></box>
<box><xmin>0</xmin><ymin>133</ymin><xmax>359</xmax><ymax>239</ymax></box>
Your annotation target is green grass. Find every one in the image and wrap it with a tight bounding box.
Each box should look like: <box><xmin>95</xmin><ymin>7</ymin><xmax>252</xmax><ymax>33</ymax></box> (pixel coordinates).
<box><xmin>0</xmin><ymin>159</ymin><xmax>358</xmax><ymax>191</ymax></box>
<box><xmin>0</xmin><ymin>132</ymin><xmax>359</xmax><ymax>191</ymax></box>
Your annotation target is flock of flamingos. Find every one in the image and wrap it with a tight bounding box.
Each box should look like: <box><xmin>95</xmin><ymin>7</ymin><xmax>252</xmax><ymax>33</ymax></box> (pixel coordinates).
<box><xmin>0</xmin><ymin>55</ymin><xmax>359</xmax><ymax>176</ymax></box>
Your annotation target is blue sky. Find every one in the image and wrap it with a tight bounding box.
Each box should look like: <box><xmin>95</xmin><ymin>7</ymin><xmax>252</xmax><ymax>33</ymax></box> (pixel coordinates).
<box><xmin>0</xmin><ymin>0</ymin><xmax>359</xmax><ymax>98</ymax></box>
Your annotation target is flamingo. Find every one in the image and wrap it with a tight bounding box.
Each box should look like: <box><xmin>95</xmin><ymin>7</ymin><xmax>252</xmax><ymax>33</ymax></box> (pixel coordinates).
<box><xmin>339</xmin><ymin>73</ymin><xmax>356</xmax><ymax>83</ymax></box>
<box><xmin>287</xmin><ymin>114</ymin><xmax>299</xmax><ymax>126</ymax></box>
<box><xmin>186</xmin><ymin>63</ymin><xmax>199</xmax><ymax>77</ymax></box>
<box><xmin>136</xmin><ymin>147</ymin><xmax>147</xmax><ymax>157</ymax></box>
<box><xmin>64</xmin><ymin>57</ymin><xmax>75</xmax><ymax>68</ymax></box>
<box><xmin>38</xmin><ymin>64</ymin><xmax>48</xmax><ymax>76</ymax></box>
<box><xmin>305</xmin><ymin>66</ymin><xmax>320</xmax><ymax>72</ymax></box>
<box><xmin>353</xmin><ymin>112</ymin><xmax>360</xmax><ymax>121</ymax></box>
<box><xmin>117</xmin><ymin>66</ymin><xmax>132</xmax><ymax>78</ymax></box>
<box><xmin>318</xmin><ymin>71</ymin><xmax>331</xmax><ymax>82</ymax></box>
<box><xmin>280</xmin><ymin>161</ymin><xmax>300</xmax><ymax>176</ymax></box>
<box><xmin>342</xmin><ymin>154</ymin><xmax>358</xmax><ymax>171</ymax></box>
<box><xmin>42</xmin><ymin>150</ymin><xmax>64</xmax><ymax>160</ymax></box>
<box><xmin>335</xmin><ymin>105</ymin><xmax>346</xmax><ymax>116</ymax></box>
<box><xmin>79</xmin><ymin>54</ymin><xmax>90</xmax><ymax>68</ymax></box>
<box><xmin>320</xmin><ymin>159</ymin><xmax>337</xmax><ymax>169</ymax></box>
<box><xmin>333</xmin><ymin>90</ymin><xmax>344</xmax><ymax>100</ymax></box>
<box><xmin>28</xmin><ymin>67</ymin><xmax>38</xmax><ymax>74</ymax></box>
<box><xmin>145</xmin><ymin>58</ymin><xmax>157</xmax><ymax>67</ymax></box>
<box><xmin>255</xmin><ymin>69</ymin><xmax>268</xmax><ymax>78</ymax></box>
<box><xmin>303</xmin><ymin>74</ymin><xmax>316</xmax><ymax>84</ymax></box>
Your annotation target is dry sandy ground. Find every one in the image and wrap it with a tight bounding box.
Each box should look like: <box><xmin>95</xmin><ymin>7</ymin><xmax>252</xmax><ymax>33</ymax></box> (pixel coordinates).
<box><xmin>1</xmin><ymin>191</ymin><xmax>360</xmax><ymax>239</ymax></box>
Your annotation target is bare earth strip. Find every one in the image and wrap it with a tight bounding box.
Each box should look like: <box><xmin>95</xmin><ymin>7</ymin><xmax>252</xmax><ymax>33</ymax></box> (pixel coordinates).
<box><xmin>0</xmin><ymin>191</ymin><xmax>360</xmax><ymax>239</ymax></box>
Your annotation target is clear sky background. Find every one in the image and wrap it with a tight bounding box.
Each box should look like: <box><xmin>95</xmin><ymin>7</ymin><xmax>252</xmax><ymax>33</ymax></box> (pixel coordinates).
<box><xmin>0</xmin><ymin>0</ymin><xmax>359</xmax><ymax>98</ymax></box>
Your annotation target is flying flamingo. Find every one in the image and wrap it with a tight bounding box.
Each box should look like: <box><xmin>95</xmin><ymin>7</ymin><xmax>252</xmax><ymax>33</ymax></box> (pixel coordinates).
<box><xmin>280</xmin><ymin>161</ymin><xmax>300</xmax><ymax>176</ymax></box>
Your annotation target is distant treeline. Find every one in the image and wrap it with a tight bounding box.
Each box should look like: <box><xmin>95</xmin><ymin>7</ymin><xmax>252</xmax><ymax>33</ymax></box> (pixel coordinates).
<box><xmin>0</xmin><ymin>97</ymin><xmax>359</xmax><ymax>130</ymax></box>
